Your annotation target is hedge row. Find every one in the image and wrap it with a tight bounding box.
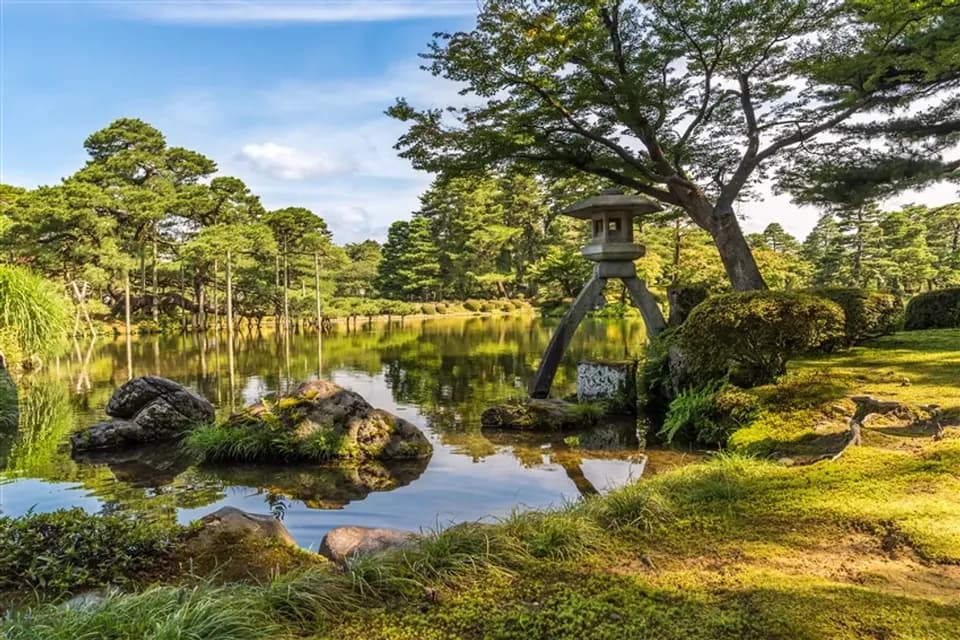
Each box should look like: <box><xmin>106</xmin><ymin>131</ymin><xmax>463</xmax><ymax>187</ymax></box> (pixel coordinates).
<box><xmin>904</xmin><ymin>288</ymin><xmax>960</xmax><ymax>330</ymax></box>
<box><xmin>810</xmin><ymin>288</ymin><xmax>903</xmax><ymax>346</ymax></box>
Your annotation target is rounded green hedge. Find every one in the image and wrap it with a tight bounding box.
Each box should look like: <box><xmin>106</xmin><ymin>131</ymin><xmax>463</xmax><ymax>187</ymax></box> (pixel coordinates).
<box><xmin>810</xmin><ymin>288</ymin><xmax>902</xmax><ymax>346</ymax></box>
<box><xmin>904</xmin><ymin>288</ymin><xmax>960</xmax><ymax>330</ymax></box>
<box><xmin>680</xmin><ymin>291</ymin><xmax>844</xmax><ymax>387</ymax></box>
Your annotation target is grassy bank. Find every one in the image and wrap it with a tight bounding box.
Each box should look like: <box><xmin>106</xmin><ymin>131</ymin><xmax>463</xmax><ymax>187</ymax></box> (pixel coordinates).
<box><xmin>3</xmin><ymin>330</ymin><xmax>959</xmax><ymax>639</ymax></box>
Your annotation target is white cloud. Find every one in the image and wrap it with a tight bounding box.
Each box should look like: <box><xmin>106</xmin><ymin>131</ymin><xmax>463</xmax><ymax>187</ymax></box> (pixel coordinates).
<box><xmin>119</xmin><ymin>1</ymin><xmax>475</xmax><ymax>24</ymax></box>
<box><xmin>238</xmin><ymin>142</ymin><xmax>350</xmax><ymax>180</ymax></box>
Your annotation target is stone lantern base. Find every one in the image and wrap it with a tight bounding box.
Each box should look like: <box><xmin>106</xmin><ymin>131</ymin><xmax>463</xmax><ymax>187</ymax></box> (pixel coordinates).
<box><xmin>577</xmin><ymin>360</ymin><xmax>638</xmax><ymax>414</ymax></box>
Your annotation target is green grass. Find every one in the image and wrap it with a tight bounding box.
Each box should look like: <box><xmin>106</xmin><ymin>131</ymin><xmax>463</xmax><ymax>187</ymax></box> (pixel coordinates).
<box><xmin>3</xmin><ymin>329</ymin><xmax>959</xmax><ymax>639</ymax></box>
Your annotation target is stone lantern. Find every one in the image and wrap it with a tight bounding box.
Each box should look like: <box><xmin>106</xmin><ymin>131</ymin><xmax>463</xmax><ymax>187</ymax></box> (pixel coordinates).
<box><xmin>529</xmin><ymin>189</ymin><xmax>667</xmax><ymax>399</ymax></box>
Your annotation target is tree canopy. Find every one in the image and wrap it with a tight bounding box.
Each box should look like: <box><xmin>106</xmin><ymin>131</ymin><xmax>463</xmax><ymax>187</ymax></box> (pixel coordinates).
<box><xmin>389</xmin><ymin>0</ymin><xmax>959</xmax><ymax>291</ymax></box>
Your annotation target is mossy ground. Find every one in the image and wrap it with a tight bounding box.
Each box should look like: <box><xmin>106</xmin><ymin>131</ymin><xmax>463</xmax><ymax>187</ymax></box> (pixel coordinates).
<box><xmin>321</xmin><ymin>329</ymin><xmax>960</xmax><ymax>639</ymax></box>
<box><xmin>3</xmin><ymin>329</ymin><xmax>959</xmax><ymax>639</ymax></box>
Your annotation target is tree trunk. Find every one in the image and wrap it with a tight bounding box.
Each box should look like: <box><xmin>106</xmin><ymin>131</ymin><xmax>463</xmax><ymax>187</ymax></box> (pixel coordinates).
<box><xmin>282</xmin><ymin>240</ymin><xmax>290</xmax><ymax>336</ymax></box>
<box><xmin>196</xmin><ymin>275</ymin><xmax>206</xmax><ymax>332</ymax></box>
<box><xmin>124</xmin><ymin>269</ymin><xmax>133</xmax><ymax>380</ymax></box>
<box><xmin>314</xmin><ymin>252</ymin><xmax>323</xmax><ymax>333</ymax></box>
<box><xmin>152</xmin><ymin>240</ymin><xmax>159</xmax><ymax>323</ymax></box>
<box><xmin>139</xmin><ymin>244</ymin><xmax>147</xmax><ymax>306</ymax></box>
<box><xmin>274</xmin><ymin>253</ymin><xmax>282</xmax><ymax>333</ymax></box>
<box><xmin>682</xmin><ymin>195</ymin><xmax>766</xmax><ymax>291</ymax></box>
<box><xmin>703</xmin><ymin>213</ymin><xmax>766</xmax><ymax>290</ymax></box>
<box><xmin>213</xmin><ymin>259</ymin><xmax>220</xmax><ymax>333</ymax></box>
<box><xmin>226</xmin><ymin>249</ymin><xmax>234</xmax><ymax>338</ymax></box>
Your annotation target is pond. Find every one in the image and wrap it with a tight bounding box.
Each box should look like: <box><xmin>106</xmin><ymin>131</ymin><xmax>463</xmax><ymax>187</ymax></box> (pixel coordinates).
<box><xmin>0</xmin><ymin>315</ymin><xmax>696</xmax><ymax>551</ymax></box>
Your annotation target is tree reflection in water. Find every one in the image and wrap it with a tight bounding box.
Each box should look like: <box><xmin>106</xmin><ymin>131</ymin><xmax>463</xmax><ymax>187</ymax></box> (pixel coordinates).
<box><xmin>0</xmin><ymin>316</ymin><xmax>698</xmax><ymax>535</ymax></box>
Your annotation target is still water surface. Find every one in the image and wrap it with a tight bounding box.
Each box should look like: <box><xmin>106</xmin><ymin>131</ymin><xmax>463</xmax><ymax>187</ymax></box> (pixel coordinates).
<box><xmin>0</xmin><ymin>315</ymin><xmax>694</xmax><ymax>551</ymax></box>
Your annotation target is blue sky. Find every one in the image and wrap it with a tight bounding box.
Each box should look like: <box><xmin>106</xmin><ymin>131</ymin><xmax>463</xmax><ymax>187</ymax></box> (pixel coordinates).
<box><xmin>1</xmin><ymin>0</ymin><xmax>955</xmax><ymax>244</ymax></box>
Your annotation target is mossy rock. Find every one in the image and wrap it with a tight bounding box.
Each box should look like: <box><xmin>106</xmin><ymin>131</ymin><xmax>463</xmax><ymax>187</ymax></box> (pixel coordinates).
<box><xmin>480</xmin><ymin>399</ymin><xmax>604</xmax><ymax>431</ymax></box>
<box><xmin>187</xmin><ymin>380</ymin><xmax>433</xmax><ymax>463</ymax></box>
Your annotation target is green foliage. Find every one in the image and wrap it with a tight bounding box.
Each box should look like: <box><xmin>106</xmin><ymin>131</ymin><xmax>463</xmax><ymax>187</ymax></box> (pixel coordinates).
<box><xmin>680</xmin><ymin>292</ymin><xmax>845</xmax><ymax>387</ymax></box>
<box><xmin>638</xmin><ymin>327</ymin><xmax>680</xmax><ymax>413</ymax></box>
<box><xmin>811</xmin><ymin>288</ymin><xmax>903</xmax><ymax>346</ymax></box>
<box><xmin>0</xmin><ymin>508</ymin><xmax>181</xmax><ymax>595</ymax></box>
<box><xmin>420</xmin><ymin>303</ymin><xmax>437</xmax><ymax>315</ymax></box>
<box><xmin>0</xmin><ymin>265</ymin><xmax>70</xmax><ymax>364</ymax></box>
<box><xmin>183</xmin><ymin>418</ymin><xmax>349</xmax><ymax>464</ymax></box>
<box><xmin>660</xmin><ymin>382</ymin><xmax>759</xmax><ymax>447</ymax></box>
<box><xmin>2</xmin><ymin>582</ymin><xmax>279</xmax><ymax>640</ymax></box>
<box><xmin>904</xmin><ymin>288</ymin><xmax>960</xmax><ymax>330</ymax></box>
<box><xmin>463</xmin><ymin>299</ymin><xmax>483</xmax><ymax>312</ymax></box>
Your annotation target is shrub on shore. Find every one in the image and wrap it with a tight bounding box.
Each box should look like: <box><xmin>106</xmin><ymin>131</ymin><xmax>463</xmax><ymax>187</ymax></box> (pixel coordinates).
<box><xmin>0</xmin><ymin>508</ymin><xmax>181</xmax><ymax>596</ymax></box>
<box><xmin>904</xmin><ymin>288</ymin><xmax>960</xmax><ymax>330</ymax></box>
<box><xmin>679</xmin><ymin>291</ymin><xmax>844</xmax><ymax>387</ymax></box>
<box><xmin>810</xmin><ymin>288</ymin><xmax>902</xmax><ymax>345</ymax></box>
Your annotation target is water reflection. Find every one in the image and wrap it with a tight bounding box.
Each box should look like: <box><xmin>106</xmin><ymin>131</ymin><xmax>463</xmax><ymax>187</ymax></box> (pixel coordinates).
<box><xmin>0</xmin><ymin>316</ymin><xmax>695</xmax><ymax>548</ymax></box>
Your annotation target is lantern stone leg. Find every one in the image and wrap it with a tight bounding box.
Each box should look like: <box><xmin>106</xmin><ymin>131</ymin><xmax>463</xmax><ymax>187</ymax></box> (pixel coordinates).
<box><xmin>621</xmin><ymin>276</ymin><xmax>666</xmax><ymax>339</ymax></box>
<box><xmin>529</xmin><ymin>275</ymin><xmax>606</xmax><ymax>399</ymax></box>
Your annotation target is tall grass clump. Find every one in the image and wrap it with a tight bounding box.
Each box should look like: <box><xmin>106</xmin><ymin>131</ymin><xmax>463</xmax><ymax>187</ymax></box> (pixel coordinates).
<box><xmin>0</xmin><ymin>265</ymin><xmax>71</xmax><ymax>366</ymax></box>
<box><xmin>1</xmin><ymin>583</ymin><xmax>279</xmax><ymax>640</ymax></box>
<box><xmin>500</xmin><ymin>509</ymin><xmax>610</xmax><ymax>561</ymax></box>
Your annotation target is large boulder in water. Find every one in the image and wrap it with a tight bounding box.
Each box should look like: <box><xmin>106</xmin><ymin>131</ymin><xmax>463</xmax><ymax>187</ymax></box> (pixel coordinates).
<box><xmin>71</xmin><ymin>376</ymin><xmax>214</xmax><ymax>451</ymax></box>
<box><xmin>190</xmin><ymin>380</ymin><xmax>432</xmax><ymax>463</ymax></box>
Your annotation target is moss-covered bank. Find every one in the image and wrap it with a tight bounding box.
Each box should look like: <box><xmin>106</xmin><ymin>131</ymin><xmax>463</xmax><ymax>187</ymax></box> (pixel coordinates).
<box><xmin>3</xmin><ymin>329</ymin><xmax>959</xmax><ymax>639</ymax></box>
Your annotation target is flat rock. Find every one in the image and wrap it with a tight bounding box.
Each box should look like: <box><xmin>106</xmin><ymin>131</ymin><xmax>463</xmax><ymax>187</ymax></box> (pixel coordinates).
<box><xmin>71</xmin><ymin>376</ymin><xmax>214</xmax><ymax>451</ymax></box>
<box><xmin>319</xmin><ymin>525</ymin><xmax>422</xmax><ymax>563</ymax></box>
<box><xmin>481</xmin><ymin>398</ymin><xmax>587</xmax><ymax>430</ymax></box>
<box><xmin>197</xmin><ymin>506</ymin><xmax>296</xmax><ymax>547</ymax></box>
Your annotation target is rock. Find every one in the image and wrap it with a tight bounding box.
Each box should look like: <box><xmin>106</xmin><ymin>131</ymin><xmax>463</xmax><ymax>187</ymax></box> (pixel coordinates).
<box><xmin>319</xmin><ymin>525</ymin><xmax>422</xmax><ymax>563</ymax></box>
<box><xmin>71</xmin><ymin>376</ymin><xmax>214</xmax><ymax>451</ymax></box>
<box><xmin>197</xmin><ymin>506</ymin><xmax>296</xmax><ymax>547</ymax></box>
<box><xmin>218</xmin><ymin>379</ymin><xmax>432</xmax><ymax>462</ymax></box>
<box><xmin>480</xmin><ymin>398</ymin><xmax>590</xmax><ymax>430</ymax></box>
<box><xmin>576</xmin><ymin>360</ymin><xmax>637</xmax><ymax>413</ymax></box>
<box><xmin>63</xmin><ymin>589</ymin><xmax>108</xmax><ymax>610</ymax></box>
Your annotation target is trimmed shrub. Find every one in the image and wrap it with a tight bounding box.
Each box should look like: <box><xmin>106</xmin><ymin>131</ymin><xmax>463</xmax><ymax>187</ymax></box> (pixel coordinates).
<box><xmin>479</xmin><ymin>302</ymin><xmax>495</xmax><ymax>313</ymax></box>
<box><xmin>680</xmin><ymin>291</ymin><xmax>844</xmax><ymax>387</ymax></box>
<box><xmin>904</xmin><ymin>288</ymin><xmax>960</xmax><ymax>330</ymax></box>
<box><xmin>420</xmin><ymin>303</ymin><xmax>437</xmax><ymax>315</ymax></box>
<box><xmin>498</xmin><ymin>300</ymin><xmax>514</xmax><ymax>312</ymax></box>
<box><xmin>811</xmin><ymin>288</ymin><xmax>902</xmax><ymax>345</ymax></box>
<box><xmin>463</xmin><ymin>299</ymin><xmax>483</xmax><ymax>312</ymax></box>
<box><xmin>435</xmin><ymin>302</ymin><xmax>449</xmax><ymax>314</ymax></box>
<box><xmin>660</xmin><ymin>381</ymin><xmax>759</xmax><ymax>447</ymax></box>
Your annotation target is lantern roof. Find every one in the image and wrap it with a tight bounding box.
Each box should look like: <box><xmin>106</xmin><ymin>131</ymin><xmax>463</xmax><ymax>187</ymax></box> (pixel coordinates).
<box><xmin>562</xmin><ymin>188</ymin><xmax>662</xmax><ymax>220</ymax></box>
